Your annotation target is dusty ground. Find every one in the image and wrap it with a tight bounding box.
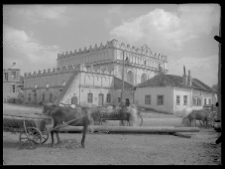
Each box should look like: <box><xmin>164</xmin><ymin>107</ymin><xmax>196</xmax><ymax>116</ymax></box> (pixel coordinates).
<box><xmin>3</xmin><ymin>103</ymin><xmax>221</xmax><ymax>165</ymax></box>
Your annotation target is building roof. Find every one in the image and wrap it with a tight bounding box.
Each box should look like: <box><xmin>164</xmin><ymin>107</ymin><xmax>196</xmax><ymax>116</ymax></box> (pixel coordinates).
<box><xmin>114</xmin><ymin>76</ymin><xmax>134</xmax><ymax>90</ymax></box>
<box><xmin>136</xmin><ymin>74</ymin><xmax>214</xmax><ymax>93</ymax></box>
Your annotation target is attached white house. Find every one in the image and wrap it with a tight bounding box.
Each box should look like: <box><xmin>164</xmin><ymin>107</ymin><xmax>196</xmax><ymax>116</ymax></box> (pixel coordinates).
<box><xmin>134</xmin><ymin>66</ymin><xmax>217</xmax><ymax>114</ymax></box>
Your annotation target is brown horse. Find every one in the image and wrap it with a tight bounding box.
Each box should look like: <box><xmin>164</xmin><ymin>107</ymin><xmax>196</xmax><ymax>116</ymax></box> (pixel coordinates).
<box><xmin>186</xmin><ymin>109</ymin><xmax>212</xmax><ymax>128</ymax></box>
<box><xmin>42</xmin><ymin>104</ymin><xmax>96</xmax><ymax>148</ymax></box>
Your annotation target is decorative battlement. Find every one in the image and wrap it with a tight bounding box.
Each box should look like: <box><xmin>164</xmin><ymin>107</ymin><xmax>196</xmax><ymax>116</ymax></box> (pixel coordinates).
<box><xmin>24</xmin><ymin>64</ymin><xmax>114</xmax><ymax>78</ymax></box>
<box><xmin>57</xmin><ymin>39</ymin><xmax>168</xmax><ymax>62</ymax></box>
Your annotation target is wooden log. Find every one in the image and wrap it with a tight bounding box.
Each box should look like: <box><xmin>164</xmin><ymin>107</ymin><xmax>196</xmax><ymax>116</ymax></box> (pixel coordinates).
<box><xmin>169</xmin><ymin>132</ymin><xmax>192</xmax><ymax>138</ymax></box>
<box><xmin>58</xmin><ymin>126</ymin><xmax>200</xmax><ymax>133</ymax></box>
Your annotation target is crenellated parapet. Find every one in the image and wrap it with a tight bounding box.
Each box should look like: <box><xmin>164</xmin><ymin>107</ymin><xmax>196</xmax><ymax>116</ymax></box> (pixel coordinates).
<box><xmin>57</xmin><ymin>39</ymin><xmax>168</xmax><ymax>63</ymax></box>
<box><xmin>24</xmin><ymin>63</ymin><xmax>114</xmax><ymax>79</ymax></box>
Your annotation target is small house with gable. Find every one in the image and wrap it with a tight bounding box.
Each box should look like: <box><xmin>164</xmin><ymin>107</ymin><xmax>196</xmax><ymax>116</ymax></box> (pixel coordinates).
<box><xmin>134</xmin><ymin>66</ymin><xmax>217</xmax><ymax>114</ymax></box>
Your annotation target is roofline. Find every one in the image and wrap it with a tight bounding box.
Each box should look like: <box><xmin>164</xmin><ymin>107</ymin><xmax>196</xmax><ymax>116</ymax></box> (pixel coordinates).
<box><xmin>136</xmin><ymin>84</ymin><xmax>213</xmax><ymax>93</ymax></box>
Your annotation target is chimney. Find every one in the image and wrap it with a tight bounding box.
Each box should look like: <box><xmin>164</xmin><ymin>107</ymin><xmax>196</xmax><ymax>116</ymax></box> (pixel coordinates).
<box><xmin>188</xmin><ymin>70</ymin><xmax>192</xmax><ymax>86</ymax></box>
<box><xmin>183</xmin><ymin>66</ymin><xmax>187</xmax><ymax>85</ymax></box>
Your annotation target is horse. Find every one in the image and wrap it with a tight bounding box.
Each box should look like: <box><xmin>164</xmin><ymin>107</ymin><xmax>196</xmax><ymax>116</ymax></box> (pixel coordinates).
<box><xmin>42</xmin><ymin>102</ymin><xmax>58</xmax><ymax>116</ymax></box>
<box><xmin>120</xmin><ymin>104</ymin><xmax>139</xmax><ymax>126</ymax></box>
<box><xmin>186</xmin><ymin>109</ymin><xmax>212</xmax><ymax>128</ymax></box>
<box><xmin>42</xmin><ymin>104</ymin><xmax>96</xmax><ymax>148</ymax></box>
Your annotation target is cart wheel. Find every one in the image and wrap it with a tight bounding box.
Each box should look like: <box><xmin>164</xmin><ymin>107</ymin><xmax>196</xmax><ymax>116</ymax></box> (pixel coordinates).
<box><xmin>19</xmin><ymin>127</ymin><xmax>42</xmax><ymax>148</ymax></box>
<box><xmin>40</xmin><ymin>127</ymin><xmax>49</xmax><ymax>144</ymax></box>
<box><xmin>137</xmin><ymin>114</ymin><xmax>143</xmax><ymax>126</ymax></box>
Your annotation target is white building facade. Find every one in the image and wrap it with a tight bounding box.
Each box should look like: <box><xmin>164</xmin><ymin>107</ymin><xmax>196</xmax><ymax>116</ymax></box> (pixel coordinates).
<box><xmin>134</xmin><ymin>67</ymin><xmax>217</xmax><ymax>114</ymax></box>
<box><xmin>23</xmin><ymin>39</ymin><xmax>167</xmax><ymax>105</ymax></box>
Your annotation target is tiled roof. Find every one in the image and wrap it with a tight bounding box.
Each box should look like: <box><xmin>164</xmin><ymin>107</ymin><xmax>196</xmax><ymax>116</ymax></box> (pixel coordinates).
<box><xmin>114</xmin><ymin>76</ymin><xmax>134</xmax><ymax>90</ymax></box>
<box><xmin>137</xmin><ymin>74</ymin><xmax>213</xmax><ymax>93</ymax></box>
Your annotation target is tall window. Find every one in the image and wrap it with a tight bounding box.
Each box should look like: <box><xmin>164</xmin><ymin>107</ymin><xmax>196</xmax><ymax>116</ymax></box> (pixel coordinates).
<box><xmin>197</xmin><ymin>98</ymin><xmax>202</xmax><ymax>106</ymax></box>
<box><xmin>157</xmin><ymin>95</ymin><xmax>164</xmax><ymax>105</ymax></box>
<box><xmin>42</xmin><ymin>93</ymin><xmax>45</xmax><ymax>102</ymax></box>
<box><xmin>118</xmin><ymin>97</ymin><xmax>121</xmax><ymax>103</ymax></box>
<box><xmin>12</xmin><ymin>85</ymin><xmax>16</xmax><ymax>93</ymax></box>
<box><xmin>87</xmin><ymin>93</ymin><xmax>93</xmax><ymax>103</ymax></box>
<box><xmin>34</xmin><ymin>93</ymin><xmax>37</xmax><ymax>103</ymax></box>
<box><xmin>106</xmin><ymin>93</ymin><xmax>111</xmax><ymax>103</ymax></box>
<box><xmin>204</xmin><ymin>98</ymin><xmax>207</xmax><ymax>105</ymax></box>
<box><xmin>28</xmin><ymin>93</ymin><xmax>31</xmax><ymax>102</ymax></box>
<box><xmin>5</xmin><ymin>73</ymin><xmax>8</xmax><ymax>81</ymax></box>
<box><xmin>145</xmin><ymin>95</ymin><xmax>151</xmax><ymax>105</ymax></box>
<box><xmin>184</xmin><ymin>95</ymin><xmax>188</xmax><ymax>105</ymax></box>
<box><xmin>208</xmin><ymin>98</ymin><xmax>212</xmax><ymax>105</ymax></box>
<box><xmin>11</xmin><ymin>71</ymin><xmax>16</xmax><ymax>79</ymax></box>
<box><xmin>49</xmin><ymin>93</ymin><xmax>53</xmax><ymax>103</ymax></box>
<box><xmin>176</xmin><ymin>96</ymin><xmax>180</xmax><ymax>105</ymax></box>
<box><xmin>193</xmin><ymin>97</ymin><xmax>197</xmax><ymax>106</ymax></box>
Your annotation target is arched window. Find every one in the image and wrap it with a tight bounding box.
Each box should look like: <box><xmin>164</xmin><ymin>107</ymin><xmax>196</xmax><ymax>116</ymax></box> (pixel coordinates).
<box><xmin>28</xmin><ymin>93</ymin><xmax>31</xmax><ymax>102</ymax></box>
<box><xmin>42</xmin><ymin>93</ymin><xmax>45</xmax><ymax>102</ymax></box>
<box><xmin>33</xmin><ymin>92</ymin><xmax>37</xmax><ymax>104</ymax></box>
<box><xmin>49</xmin><ymin>93</ymin><xmax>53</xmax><ymax>103</ymax></box>
<box><xmin>141</xmin><ymin>73</ymin><xmax>147</xmax><ymax>83</ymax></box>
<box><xmin>106</xmin><ymin>93</ymin><xmax>111</xmax><ymax>103</ymax></box>
<box><xmin>127</xmin><ymin>71</ymin><xmax>134</xmax><ymax>84</ymax></box>
<box><xmin>87</xmin><ymin>93</ymin><xmax>93</xmax><ymax>103</ymax></box>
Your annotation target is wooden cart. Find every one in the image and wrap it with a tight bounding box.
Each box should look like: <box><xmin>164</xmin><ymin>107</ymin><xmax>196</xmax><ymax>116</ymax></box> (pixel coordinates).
<box><xmin>94</xmin><ymin>108</ymin><xmax>143</xmax><ymax>126</ymax></box>
<box><xmin>3</xmin><ymin>113</ymin><xmax>51</xmax><ymax>149</ymax></box>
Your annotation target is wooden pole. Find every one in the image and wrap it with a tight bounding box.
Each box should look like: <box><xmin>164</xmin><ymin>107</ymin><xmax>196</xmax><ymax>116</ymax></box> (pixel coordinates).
<box><xmin>218</xmin><ymin>16</ymin><xmax>221</xmax><ymax>121</ymax></box>
<box><xmin>121</xmin><ymin>50</ymin><xmax>125</xmax><ymax>104</ymax></box>
<box><xmin>58</xmin><ymin>126</ymin><xmax>200</xmax><ymax>133</ymax></box>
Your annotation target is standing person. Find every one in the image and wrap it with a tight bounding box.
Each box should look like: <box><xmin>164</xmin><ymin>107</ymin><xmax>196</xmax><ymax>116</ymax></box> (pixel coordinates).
<box><xmin>125</xmin><ymin>98</ymin><xmax>130</xmax><ymax>107</ymax></box>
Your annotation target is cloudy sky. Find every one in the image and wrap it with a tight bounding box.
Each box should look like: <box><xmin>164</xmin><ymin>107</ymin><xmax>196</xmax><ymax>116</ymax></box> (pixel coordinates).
<box><xmin>3</xmin><ymin>4</ymin><xmax>220</xmax><ymax>87</ymax></box>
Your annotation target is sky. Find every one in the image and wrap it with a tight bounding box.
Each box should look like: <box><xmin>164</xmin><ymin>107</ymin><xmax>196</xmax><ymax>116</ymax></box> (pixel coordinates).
<box><xmin>3</xmin><ymin>4</ymin><xmax>220</xmax><ymax>87</ymax></box>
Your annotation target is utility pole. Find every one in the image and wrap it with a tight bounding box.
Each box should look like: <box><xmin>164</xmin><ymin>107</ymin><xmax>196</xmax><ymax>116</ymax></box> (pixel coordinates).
<box><xmin>121</xmin><ymin>50</ymin><xmax>125</xmax><ymax>105</ymax></box>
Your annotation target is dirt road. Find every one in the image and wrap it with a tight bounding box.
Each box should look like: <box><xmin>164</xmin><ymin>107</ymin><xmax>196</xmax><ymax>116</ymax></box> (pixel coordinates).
<box><xmin>3</xmin><ymin>113</ymin><xmax>221</xmax><ymax>165</ymax></box>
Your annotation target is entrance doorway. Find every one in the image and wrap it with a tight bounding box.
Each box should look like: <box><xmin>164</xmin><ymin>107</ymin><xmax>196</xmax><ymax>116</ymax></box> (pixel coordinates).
<box><xmin>98</xmin><ymin>93</ymin><xmax>104</xmax><ymax>106</ymax></box>
<box><xmin>71</xmin><ymin>96</ymin><xmax>78</xmax><ymax>105</ymax></box>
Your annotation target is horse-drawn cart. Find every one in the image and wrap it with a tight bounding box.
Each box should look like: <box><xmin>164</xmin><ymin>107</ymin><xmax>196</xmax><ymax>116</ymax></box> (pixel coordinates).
<box><xmin>94</xmin><ymin>107</ymin><xmax>143</xmax><ymax>126</ymax></box>
<box><xmin>3</xmin><ymin>113</ymin><xmax>51</xmax><ymax>149</ymax></box>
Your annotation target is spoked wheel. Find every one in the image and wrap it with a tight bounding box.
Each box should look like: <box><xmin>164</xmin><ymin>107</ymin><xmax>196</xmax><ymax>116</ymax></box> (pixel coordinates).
<box><xmin>137</xmin><ymin>114</ymin><xmax>143</xmax><ymax>126</ymax></box>
<box><xmin>39</xmin><ymin>127</ymin><xmax>49</xmax><ymax>144</ymax></box>
<box><xmin>19</xmin><ymin>127</ymin><xmax>42</xmax><ymax>149</ymax></box>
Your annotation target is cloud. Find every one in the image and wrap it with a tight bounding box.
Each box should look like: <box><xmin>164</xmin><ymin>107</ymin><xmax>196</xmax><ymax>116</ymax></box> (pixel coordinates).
<box><xmin>110</xmin><ymin>4</ymin><xmax>220</xmax><ymax>51</ymax></box>
<box><xmin>10</xmin><ymin>5</ymin><xmax>69</xmax><ymax>25</ymax></box>
<box><xmin>169</xmin><ymin>54</ymin><xmax>218</xmax><ymax>86</ymax></box>
<box><xmin>3</xmin><ymin>25</ymin><xmax>61</xmax><ymax>74</ymax></box>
